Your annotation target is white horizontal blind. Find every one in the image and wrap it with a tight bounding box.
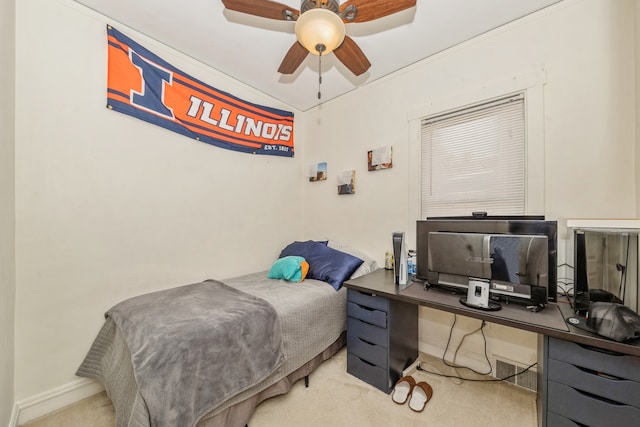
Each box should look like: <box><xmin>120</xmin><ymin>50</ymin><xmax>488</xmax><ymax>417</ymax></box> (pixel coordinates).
<box><xmin>420</xmin><ymin>94</ymin><xmax>525</xmax><ymax>218</ymax></box>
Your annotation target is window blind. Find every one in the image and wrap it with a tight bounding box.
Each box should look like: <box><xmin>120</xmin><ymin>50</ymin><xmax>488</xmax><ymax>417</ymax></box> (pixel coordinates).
<box><xmin>420</xmin><ymin>94</ymin><xmax>525</xmax><ymax>218</ymax></box>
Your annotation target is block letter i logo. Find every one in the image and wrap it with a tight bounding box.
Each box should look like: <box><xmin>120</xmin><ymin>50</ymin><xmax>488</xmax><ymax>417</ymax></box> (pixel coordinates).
<box><xmin>129</xmin><ymin>50</ymin><xmax>174</xmax><ymax>120</ymax></box>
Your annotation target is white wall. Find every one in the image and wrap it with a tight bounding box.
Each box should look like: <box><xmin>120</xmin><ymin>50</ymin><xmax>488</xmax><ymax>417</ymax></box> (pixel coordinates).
<box><xmin>302</xmin><ymin>0</ymin><xmax>637</xmax><ymax>368</ymax></box>
<box><xmin>0</xmin><ymin>0</ymin><xmax>16</xmax><ymax>424</ymax></box>
<box><xmin>10</xmin><ymin>0</ymin><xmax>640</xmax><ymax>419</ymax></box>
<box><xmin>13</xmin><ymin>0</ymin><xmax>305</xmax><ymax>404</ymax></box>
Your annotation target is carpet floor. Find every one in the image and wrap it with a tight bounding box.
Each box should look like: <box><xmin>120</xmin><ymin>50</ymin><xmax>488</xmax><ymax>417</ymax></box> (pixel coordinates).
<box><xmin>21</xmin><ymin>348</ymin><xmax>537</xmax><ymax>427</ymax></box>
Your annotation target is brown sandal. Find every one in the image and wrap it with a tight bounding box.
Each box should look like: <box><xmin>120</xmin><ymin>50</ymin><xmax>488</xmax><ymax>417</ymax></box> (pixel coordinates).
<box><xmin>391</xmin><ymin>376</ymin><xmax>416</xmax><ymax>404</ymax></box>
<box><xmin>408</xmin><ymin>381</ymin><xmax>433</xmax><ymax>412</ymax></box>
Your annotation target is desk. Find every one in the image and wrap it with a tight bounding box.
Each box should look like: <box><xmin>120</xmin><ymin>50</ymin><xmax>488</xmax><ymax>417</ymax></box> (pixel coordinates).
<box><xmin>344</xmin><ymin>269</ymin><xmax>640</xmax><ymax>427</ymax></box>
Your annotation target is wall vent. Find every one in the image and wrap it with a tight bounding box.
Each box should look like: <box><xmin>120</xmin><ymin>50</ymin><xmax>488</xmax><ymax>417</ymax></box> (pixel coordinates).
<box><xmin>494</xmin><ymin>358</ymin><xmax>537</xmax><ymax>392</ymax></box>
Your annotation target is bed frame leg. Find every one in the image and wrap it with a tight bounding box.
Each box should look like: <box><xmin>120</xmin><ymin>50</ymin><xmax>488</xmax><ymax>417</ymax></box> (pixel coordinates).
<box><xmin>304</xmin><ymin>375</ymin><xmax>309</xmax><ymax>388</ymax></box>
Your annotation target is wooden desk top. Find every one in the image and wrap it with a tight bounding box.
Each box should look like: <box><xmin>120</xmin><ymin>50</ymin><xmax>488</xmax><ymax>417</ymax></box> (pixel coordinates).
<box><xmin>344</xmin><ymin>268</ymin><xmax>640</xmax><ymax>357</ymax></box>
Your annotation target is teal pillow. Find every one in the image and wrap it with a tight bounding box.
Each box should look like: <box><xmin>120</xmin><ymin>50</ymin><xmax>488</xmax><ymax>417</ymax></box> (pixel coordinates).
<box><xmin>267</xmin><ymin>256</ymin><xmax>309</xmax><ymax>282</ymax></box>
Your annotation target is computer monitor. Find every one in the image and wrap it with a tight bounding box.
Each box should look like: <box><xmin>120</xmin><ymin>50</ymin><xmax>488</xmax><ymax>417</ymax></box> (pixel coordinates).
<box><xmin>572</xmin><ymin>229</ymin><xmax>636</xmax><ymax>314</ymax></box>
<box><xmin>416</xmin><ymin>215</ymin><xmax>558</xmax><ymax>304</ymax></box>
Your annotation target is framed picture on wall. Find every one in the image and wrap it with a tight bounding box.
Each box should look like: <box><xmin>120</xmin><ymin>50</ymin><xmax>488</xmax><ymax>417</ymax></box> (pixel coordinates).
<box><xmin>338</xmin><ymin>170</ymin><xmax>355</xmax><ymax>195</ymax></box>
<box><xmin>368</xmin><ymin>146</ymin><xmax>393</xmax><ymax>171</ymax></box>
<box><xmin>308</xmin><ymin>162</ymin><xmax>327</xmax><ymax>182</ymax></box>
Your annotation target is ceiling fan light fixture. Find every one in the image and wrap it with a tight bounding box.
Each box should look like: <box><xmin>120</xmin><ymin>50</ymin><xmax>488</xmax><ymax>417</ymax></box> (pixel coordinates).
<box><xmin>295</xmin><ymin>8</ymin><xmax>346</xmax><ymax>55</ymax></box>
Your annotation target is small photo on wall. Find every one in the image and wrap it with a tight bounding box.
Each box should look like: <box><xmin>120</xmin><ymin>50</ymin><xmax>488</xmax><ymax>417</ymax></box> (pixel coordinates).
<box><xmin>308</xmin><ymin>162</ymin><xmax>327</xmax><ymax>182</ymax></box>
<box><xmin>368</xmin><ymin>146</ymin><xmax>393</xmax><ymax>171</ymax></box>
<box><xmin>338</xmin><ymin>170</ymin><xmax>356</xmax><ymax>195</ymax></box>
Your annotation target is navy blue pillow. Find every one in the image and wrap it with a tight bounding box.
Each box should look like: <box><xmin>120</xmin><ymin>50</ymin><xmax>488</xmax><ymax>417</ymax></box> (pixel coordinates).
<box><xmin>279</xmin><ymin>241</ymin><xmax>364</xmax><ymax>290</ymax></box>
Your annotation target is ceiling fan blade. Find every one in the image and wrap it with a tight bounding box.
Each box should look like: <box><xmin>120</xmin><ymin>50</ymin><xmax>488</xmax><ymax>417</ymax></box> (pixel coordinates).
<box><xmin>222</xmin><ymin>0</ymin><xmax>299</xmax><ymax>21</ymax></box>
<box><xmin>333</xmin><ymin>36</ymin><xmax>371</xmax><ymax>76</ymax></box>
<box><xmin>278</xmin><ymin>42</ymin><xmax>309</xmax><ymax>74</ymax></box>
<box><xmin>339</xmin><ymin>0</ymin><xmax>416</xmax><ymax>23</ymax></box>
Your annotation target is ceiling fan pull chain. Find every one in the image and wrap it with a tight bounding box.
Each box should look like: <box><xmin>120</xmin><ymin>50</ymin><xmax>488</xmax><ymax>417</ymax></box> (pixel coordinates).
<box><xmin>318</xmin><ymin>51</ymin><xmax>322</xmax><ymax>99</ymax></box>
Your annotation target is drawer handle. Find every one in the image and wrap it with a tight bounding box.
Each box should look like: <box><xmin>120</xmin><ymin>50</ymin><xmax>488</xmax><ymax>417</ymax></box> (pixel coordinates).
<box><xmin>575</xmin><ymin>365</ymin><xmax>623</xmax><ymax>381</ymax></box>
<box><xmin>356</xmin><ymin>305</ymin><xmax>377</xmax><ymax>312</ymax></box>
<box><xmin>360</xmin><ymin>318</ymin><xmax>382</xmax><ymax>327</ymax></box>
<box><xmin>358</xmin><ymin>337</ymin><xmax>376</xmax><ymax>347</ymax></box>
<box><xmin>574</xmin><ymin>387</ymin><xmax>627</xmax><ymax>406</ymax></box>
<box><xmin>576</xmin><ymin>343</ymin><xmax>625</xmax><ymax>357</ymax></box>
<box><xmin>356</xmin><ymin>290</ymin><xmax>377</xmax><ymax>298</ymax></box>
<box><xmin>357</xmin><ymin>356</ymin><xmax>376</xmax><ymax>367</ymax></box>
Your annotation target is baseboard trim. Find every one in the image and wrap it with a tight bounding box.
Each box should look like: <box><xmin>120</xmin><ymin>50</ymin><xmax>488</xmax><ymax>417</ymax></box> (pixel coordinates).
<box><xmin>15</xmin><ymin>378</ymin><xmax>103</xmax><ymax>425</ymax></box>
<box><xmin>418</xmin><ymin>340</ymin><xmax>494</xmax><ymax>374</ymax></box>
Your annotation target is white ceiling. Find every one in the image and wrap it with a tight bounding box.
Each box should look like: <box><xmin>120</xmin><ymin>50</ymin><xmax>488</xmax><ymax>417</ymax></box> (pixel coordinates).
<box><xmin>74</xmin><ymin>0</ymin><xmax>563</xmax><ymax>111</ymax></box>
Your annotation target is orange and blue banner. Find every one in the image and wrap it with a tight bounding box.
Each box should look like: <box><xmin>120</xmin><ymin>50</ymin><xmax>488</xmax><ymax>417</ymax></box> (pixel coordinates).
<box><xmin>106</xmin><ymin>25</ymin><xmax>295</xmax><ymax>157</ymax></box>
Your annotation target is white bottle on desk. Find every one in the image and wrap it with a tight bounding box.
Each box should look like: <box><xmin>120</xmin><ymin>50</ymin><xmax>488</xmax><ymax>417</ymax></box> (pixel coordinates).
<box><xmin>407</xmin><ymin>250</ymin><xmax>417</xmax><ymax>277</ymax></box>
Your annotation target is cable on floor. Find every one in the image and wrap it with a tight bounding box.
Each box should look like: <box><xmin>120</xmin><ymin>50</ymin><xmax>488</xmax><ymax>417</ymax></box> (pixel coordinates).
<box><xmin>416</xmin><ymin>314</ymin><xmax>537</xmax><ymax>384</ymax></box>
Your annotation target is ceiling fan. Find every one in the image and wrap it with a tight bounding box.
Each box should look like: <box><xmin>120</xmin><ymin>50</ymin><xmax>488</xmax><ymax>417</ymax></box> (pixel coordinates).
<box><xmin>221</xmin><ymin>0</ymin><xmax>417</xmax><ymax>76</ymax></box>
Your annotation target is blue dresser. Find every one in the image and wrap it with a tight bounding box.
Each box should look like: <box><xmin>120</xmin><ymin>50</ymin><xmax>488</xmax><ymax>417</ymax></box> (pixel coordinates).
<box><xmin>542</xmin><ymin>336</ymin><xmax>640</xmax><ymax>427</ymax></box>
<box><xmin>346</xmin><ymin>288</ymin><xmax>418</xmax><ymax>393</ymax></box>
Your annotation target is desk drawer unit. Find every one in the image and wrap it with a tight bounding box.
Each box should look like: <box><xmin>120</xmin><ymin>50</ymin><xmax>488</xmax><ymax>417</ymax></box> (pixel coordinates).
<box><xmin>346</xmin><ymin>289</ymin><xmax>418</xmax><ymax>394</ymax></box>
<box><xmin>545</xmin><ymin>337</ymin><xmax>640</xmax><ymax>427</ymax></box>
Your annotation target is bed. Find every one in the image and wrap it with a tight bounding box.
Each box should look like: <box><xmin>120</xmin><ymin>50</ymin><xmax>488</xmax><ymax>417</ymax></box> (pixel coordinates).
<box><xmin>76</xmin><ymin>240</ymin><xmax>378</xmax><ymax>427</ymax></box>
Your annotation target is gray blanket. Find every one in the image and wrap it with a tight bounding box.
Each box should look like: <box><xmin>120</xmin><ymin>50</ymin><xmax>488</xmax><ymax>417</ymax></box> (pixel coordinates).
<box><xmin>76</xmin><ymin>272</ymin><xmax>347</xmax><ymax>427</ymax></box>
<box><xmin>105</xmin><ymin>279</ymin><xmax>285</xmax><ymax>427</ymax></box>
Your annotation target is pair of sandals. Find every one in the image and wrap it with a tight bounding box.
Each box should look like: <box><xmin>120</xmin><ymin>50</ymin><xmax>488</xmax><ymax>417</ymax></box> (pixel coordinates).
<box><xmin>391</xmin><ymin>376</ymin><xmax>433</xmax><ymax>412</ymax></box>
